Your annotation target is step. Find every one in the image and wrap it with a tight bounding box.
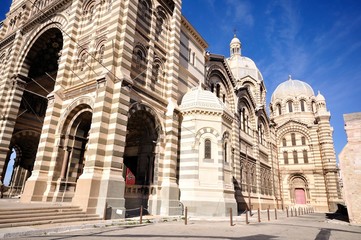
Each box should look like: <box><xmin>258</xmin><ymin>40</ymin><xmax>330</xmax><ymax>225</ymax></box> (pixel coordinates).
<box><xmin>0</xmin><ymin>212</ymin><xmax>93</xmax><ymax>224</ymax></box>
<box><xmin>0</xmin><ymin>215</ymin><xmax>102</xmax><ymax>228</ymax></box>
<box><xmin>0</xmin><ymin>205</ymin><xmax>79</xmax><ymax>213</ymax></box>
<box><xmin>0</xmin><ymin>208</ymin><xmax>82</xmax><ymax>217</ymax></box>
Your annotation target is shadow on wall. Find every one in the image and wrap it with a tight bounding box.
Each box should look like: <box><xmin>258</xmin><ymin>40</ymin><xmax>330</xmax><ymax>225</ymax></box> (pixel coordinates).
<box><xmin>325</xmin><ymin>203</ymin><xmax>349</xmax><ymax>223</ymax></box>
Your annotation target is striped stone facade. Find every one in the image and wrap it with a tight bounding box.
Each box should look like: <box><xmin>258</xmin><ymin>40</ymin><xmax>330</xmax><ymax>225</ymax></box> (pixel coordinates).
<box><xmin>269</xmin><ymin>79</ymin><xmax>342</xmax><ymax>212</ymax></box>
<box><xmin>0</xmin><ymin>0</ymin><xmax>341</xmax><ymax>218</ymax></box>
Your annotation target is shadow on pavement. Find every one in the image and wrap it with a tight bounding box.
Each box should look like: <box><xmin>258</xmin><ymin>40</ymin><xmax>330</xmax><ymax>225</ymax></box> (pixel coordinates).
<box><xmin>325</xmin><ymin>203</ymin><xmax>349</xmax><ymax>223</ymax></box>
<box><xmin>24</xmin><ymin>233</ymin><xmax>279</xmax><ymax>240</ymax></box>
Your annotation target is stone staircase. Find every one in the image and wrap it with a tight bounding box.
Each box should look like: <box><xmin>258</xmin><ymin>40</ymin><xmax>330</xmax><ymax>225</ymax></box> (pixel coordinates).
<box><xmin>0</xmin><ymin>205</ymin><xmax>102</xmax><ymax>228</ymax></box>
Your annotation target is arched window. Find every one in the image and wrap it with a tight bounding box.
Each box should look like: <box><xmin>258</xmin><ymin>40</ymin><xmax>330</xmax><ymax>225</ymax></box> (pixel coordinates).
<box><xmin>283</xmin><ymin>151</ymin><xmax>288</xmax><ymax>164</ymax></box>
<box><xmin>204</xmin><ymin>139</ymin><xmax>211</xmax><ymax>159</ymax></box>
<box><xmin>216</xmin><ymin>84</ymin><xmax>220</xmax><ymax>98</ymax></box>
<box><xmin>211</xmin><ymin>83</ymin><xmax>214</xmax><ymax>93</ymax></box>
<box><xmin>291</xmin><ymin>133</ymin><xmax>296</xmax><ymax>146</ymax></box>
<box><xmin>287</xmin><ymin>101</ymin><xmax>293</xmax><ymax>113</ymax></box>
<box><xmin>258</xmin><ymin>123</ymin><xmax>265</xmax><ymax>145</ymax></box>
<box><xmin>224</xmin><ymin>142</ymin><xmax>227</xmax><ymax>163</ymax></box>
<box><xmin>301</xmin><ymin>136</ymin><xmax>306</xmax><ymax>145</ymax></box>
<box><xmin>300</xmin><ymin>100</ymin><xmax>306</xmax><ymax>112</ymax></box>
<box><xmin>303</xmin><ymin>150</ymin><xmax>308</xmax><ymax>163</ymax></box>
<box><xmin>79</xmin><ymin>51</ymin><xmax>87</xmax><ymax>71</ymax></box>
<box><xmin>277</xmin><ymin>104</ymin><xmax>282</xmax><ymax>115</ymax></box>
<box><xmin>97</xmin><ymin>44</ymin><xmax>105</xmax><ymax>63</ymax></box>
<box><xmin>155</xmin><ymin>9</ymin><xmax>166</xmax><ymax>40</ymax></box>
<box><xmin>137</xmin><ymin>0</ymin><xmax>152</xmax><ymax>34</ymax></box>
<box><xmin>135</xmin><ymin>50</ymin><xmax>144</xmax><ymax>68</ymax></box>
<box><xmin>83</xmin><ymin>0</ymin><xmax>95</xmax><ymax>22</ymax></box>
<box><xmin>242</xmin><ymin>108</ymin><xmax>246</xmax><ymax>131</ymax></box>
<box><xmin>282</xmin><ymin>138</ymin><xmax>287</xmax><ymax>146</ymax></box>
<box><xmin>293</xmin><ymin>150</ymin><xmax>298</xmax><ymax>164</ymax></box>
<box><xmin>246</xmin><ymin>116</ymin><xmax>249</xmax><ymax>134</ymax></box>
<box><xmin>152</xmin><ymin>60</ymin><xmax>163</xmax><ymax>83</ymax></box>
<box><xmin>312</xmin><ymin>101</ymin><xmax>316</xmax><ymax>113</ymax></box>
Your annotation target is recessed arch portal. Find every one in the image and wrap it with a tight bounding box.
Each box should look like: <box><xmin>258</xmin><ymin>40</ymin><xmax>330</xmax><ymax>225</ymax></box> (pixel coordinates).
<box><xmin>3</xmin><ymin>27</ymin><xmax>64</xmax><ymax>197</ymax></box>
<box><xmin>289</xmin><ymin>174</ymin><xmax>309</xmax><ymax>205</ymax></box>
<box><xmin>54</xmin><ymin>105</ymin><xmax>92</xmax><ymax>201</ymax></box>
<box><xmin>123</xmin><ymin>103</ymin><xmax>163</xmax><ymax>216</ymax></box>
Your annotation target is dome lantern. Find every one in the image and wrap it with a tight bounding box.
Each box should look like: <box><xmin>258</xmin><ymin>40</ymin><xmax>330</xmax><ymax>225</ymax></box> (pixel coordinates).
<box><xmin>230</xmin><ymin>34</ymin><xmax>241</xmax><ymax>57</ymax></box>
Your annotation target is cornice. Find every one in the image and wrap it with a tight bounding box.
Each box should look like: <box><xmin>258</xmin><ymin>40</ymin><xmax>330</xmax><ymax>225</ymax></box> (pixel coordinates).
<box><xmin>181</xmin><ymin>16</ymin><xmax>208</xmax><ymax>49</ymax></box>
<box><xmin>0</xmin><ymin>32</ymin><xmax>15</xmax><ymax>48</ymax></box>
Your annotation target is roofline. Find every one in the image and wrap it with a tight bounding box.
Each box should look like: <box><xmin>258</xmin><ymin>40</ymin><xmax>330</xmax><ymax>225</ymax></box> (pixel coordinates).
<box><xmin>181</xmin><ymin>15</ymin><xmax>209</xmax><ymax>49</ymax></box>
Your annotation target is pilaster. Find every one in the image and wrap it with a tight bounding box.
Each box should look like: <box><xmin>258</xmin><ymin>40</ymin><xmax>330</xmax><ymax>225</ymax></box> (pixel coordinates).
<box><xmin>21</xmin><ymin>91</ymin><xmax>63</xmax><ymax>202</ymax></box>
<box><xmin>0</xmin><ymin>77</ymin><xmax>26</xmax><ymax>175</ymax></box>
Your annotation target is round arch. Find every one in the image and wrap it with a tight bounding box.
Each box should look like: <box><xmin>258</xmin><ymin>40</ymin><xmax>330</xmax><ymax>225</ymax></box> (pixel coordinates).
<box><xmin>15</xmin><ymin>14</ymin><xmax>68</xmax><ymax>77</ymax></box>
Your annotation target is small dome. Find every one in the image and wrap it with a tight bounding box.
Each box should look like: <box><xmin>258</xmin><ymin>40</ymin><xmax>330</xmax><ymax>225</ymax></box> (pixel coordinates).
<box><xmin>316</xmin><ymin>91</ymin><xmax>325</xmax><ymax>102</ymax></box>
<box><xmin>230</xmin><ymin>35</ymin><xmax>241</xmax><ymax>45</ymax></box>
<box><xmin>180</xmin><ymin>87</ymin><xmax>224</xmax><ymax>112</ymax></box>
<box><xmin>271</xmin><ymin>76</ymin><xmax>314</xmax><ymax>102</ymax></box>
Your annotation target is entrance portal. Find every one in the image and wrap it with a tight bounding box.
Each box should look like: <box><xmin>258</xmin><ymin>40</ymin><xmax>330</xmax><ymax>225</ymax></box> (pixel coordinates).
<box><xmin>3</xmin><ymin>28</ymin><xmax>63</xmax><ymax>196</ymax></box>
<box><xmin>124</xmin><ymin>108</ymin><xmax>158</xmax><ymax>217</ymax></box>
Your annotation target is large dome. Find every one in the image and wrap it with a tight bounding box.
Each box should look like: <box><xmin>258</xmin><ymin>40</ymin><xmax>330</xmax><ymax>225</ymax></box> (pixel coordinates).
<box><xmin>227</xmin><ymin>56</ymin><xmax>263</xmax><ymax>81</ymax></box>
<box><xmin>271</xmin><ymin>77</ymin><xmax>315</xmax><ymax>102</ymax></box>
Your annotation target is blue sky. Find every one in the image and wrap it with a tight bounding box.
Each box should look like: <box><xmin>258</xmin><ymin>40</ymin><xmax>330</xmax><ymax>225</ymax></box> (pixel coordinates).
<box><xmin>1</xmin><ymin>0</ymin><xmax>360</xmax><ymax>163</ymax></box>
<box><xmin>182</xmin><ymin>0</ymin><xmax>361</xmax><ymax>162</ymax></box>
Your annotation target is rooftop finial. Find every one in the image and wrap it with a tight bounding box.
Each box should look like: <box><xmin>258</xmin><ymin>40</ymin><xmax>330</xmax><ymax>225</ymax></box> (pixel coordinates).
<box><xmin>233</xmin><ymin>28</ymin><xmax>237</xmax><ymax>37</ymax></box>
<box><xmin>288</xmin><ymin>75</ymin><xmax>292</xmax><ymax>80</ymax></box>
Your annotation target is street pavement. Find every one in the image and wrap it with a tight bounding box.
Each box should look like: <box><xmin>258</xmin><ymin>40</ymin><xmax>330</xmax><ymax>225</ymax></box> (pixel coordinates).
<box><xmin>5</xmin><ymin>213</ymin><xmax>361</xmax><ymax>240</ymax></box>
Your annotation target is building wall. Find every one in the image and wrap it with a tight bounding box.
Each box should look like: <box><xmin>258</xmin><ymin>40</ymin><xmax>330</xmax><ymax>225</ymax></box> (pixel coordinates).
<box><xmin>339</xmin><ymin>112</ymin><xmax>361</xmax><ymax>225</ymax></box>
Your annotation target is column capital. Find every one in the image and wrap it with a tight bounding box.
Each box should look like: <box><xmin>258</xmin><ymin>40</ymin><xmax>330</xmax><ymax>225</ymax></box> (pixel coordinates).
<box><xmin>11</xmin><ymin>74</ymin><xmax>27</xmax><ymax>90</ymax></box>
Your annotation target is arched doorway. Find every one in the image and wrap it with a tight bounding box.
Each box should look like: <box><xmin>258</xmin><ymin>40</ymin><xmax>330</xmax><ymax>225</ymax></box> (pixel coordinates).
<box><xmin>3</xmin><ymin>28</ymin><xmax>63</xmax><ymax>196</ymax></box>
<box><xmin>290</xmin><ymin>175</ymin><xmax>309</xmax><ymax>205</ymax></box>
<box><xmin>123</xmin><ymin>106</ymin><xmax>159</xmax><ymax>216</ymax></box>
<box><xmin>55</xmin><ymin>107</ymin><xmax>92</xmax><ymax>202</ymax></box>
<box><xmin>5</xmin><ymin>131</ymin><xmax>40</xmax><ymax>197</ymax></box>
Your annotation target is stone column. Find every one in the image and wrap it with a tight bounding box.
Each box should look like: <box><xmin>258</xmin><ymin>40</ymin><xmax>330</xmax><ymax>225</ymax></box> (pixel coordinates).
<box><xmin>21</xmin><ymin>92</ymin><xmax>63</xmax><ymax>202</ymax></box>
<box><xmin>73</xmin><ymin>75</ymin><xmax>130</xmax><ymax>219</ymax></box>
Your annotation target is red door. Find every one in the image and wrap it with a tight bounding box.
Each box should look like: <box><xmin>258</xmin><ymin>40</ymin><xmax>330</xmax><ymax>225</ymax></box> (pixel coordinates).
<box><xmin>295</xmin><ymin>188</ymin><xmax>306</xmax><ymax>204</ymax></box>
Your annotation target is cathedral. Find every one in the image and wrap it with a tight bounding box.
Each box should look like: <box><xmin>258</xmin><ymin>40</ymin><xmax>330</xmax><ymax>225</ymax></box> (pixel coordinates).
<box><xmin>0</xmin><ymin>0</ymin><xmax>341</xmax><ymax>218</ymax></box>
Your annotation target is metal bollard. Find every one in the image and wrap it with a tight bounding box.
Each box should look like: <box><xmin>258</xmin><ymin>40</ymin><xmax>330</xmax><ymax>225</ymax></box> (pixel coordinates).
<box><xmin>246</xmin><ymin>208</ymin><xmax>249</xmax><ymax>224</ymax></box>
<box><xmin>140</xmin><ymin>205</ymin><xmax>143</xmax><ymax>224</ymax></box>
<box><xmin>258</xmin><ymin>208</ymin><xmax>261</xmax><ymax>223</ymax></box>
<box><xmin>230</xmin><ymin>208</ymin><xmax>233</xmax><ymax>226</ymax></box>
<box><xmin>185</xmin><ymin>206</ymin><xmax>188</xmax><ymax>225</ymax></box>
<box><xmin>291</xmin><ymin>208</ymin><xmax>293</xmax><ymax>217</ymax></box>
<box><xmin>267</xmin><ymin>208</ymin><xmax>270</xmax><ymax>221</ymax></box>
<box><xmin>275</xmin><ymin>208</ymin><xmax>277</xmax><ymax>220</ymax></box>
<box><xmin>286</xmin><ymin>207</ymin><xmax>289</xmax><ymax>217</ymax></box>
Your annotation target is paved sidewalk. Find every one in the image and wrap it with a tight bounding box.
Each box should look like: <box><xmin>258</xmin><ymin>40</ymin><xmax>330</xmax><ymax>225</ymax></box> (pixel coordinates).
<box><xmin>2</xmin><ymin>212</ymin><xmax>360</xmax><ymax>239</ymax></box>
<box><xmin>1</xmin><ymin>199</ymin><xmax>360</xmax><ymax>239</ymax></box>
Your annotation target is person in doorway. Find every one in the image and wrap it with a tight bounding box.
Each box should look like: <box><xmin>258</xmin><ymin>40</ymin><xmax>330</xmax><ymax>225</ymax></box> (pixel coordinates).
<box><xmin>0</xmin><ymin>176</ymin><xmax>4</xmax><ymax>198</ymax></box>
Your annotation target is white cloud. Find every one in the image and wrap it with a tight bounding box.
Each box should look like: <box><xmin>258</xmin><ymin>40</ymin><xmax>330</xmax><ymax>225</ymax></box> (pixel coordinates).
<box><xmin>225</xmin><ymin>0</ymin><xmax>254</xmax><ymax>28</ymax></box>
